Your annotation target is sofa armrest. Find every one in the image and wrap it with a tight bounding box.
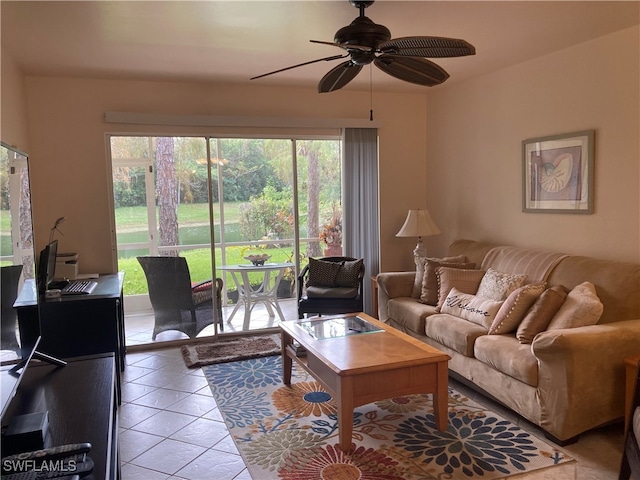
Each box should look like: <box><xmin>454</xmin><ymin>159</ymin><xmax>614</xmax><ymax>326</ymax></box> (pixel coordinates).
<box><xmin>376</xmin><ymin>272</ymin><xmax>415</xmax><ymax>321</ymax></box>
<box><xmin>532</xmin><ymin>319</ymin><xmax>640</xmax><ymax>440</ymax></box>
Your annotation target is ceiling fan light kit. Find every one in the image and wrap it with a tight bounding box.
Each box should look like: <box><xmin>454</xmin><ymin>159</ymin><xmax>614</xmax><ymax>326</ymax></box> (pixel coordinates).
<box><xmin>251</xmin><ymin>0</ymin><xmax>475</xmax><ymax>93</ymax></box>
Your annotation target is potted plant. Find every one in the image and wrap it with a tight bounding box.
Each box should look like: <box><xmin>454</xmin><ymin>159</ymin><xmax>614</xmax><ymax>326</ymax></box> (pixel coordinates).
<box><xmin>277</xmin><ymin>251</ymin><xmax>297</xmax><ymax>299</ymax></box>
<box><xmin>319</xmin><ymin>204</ymin><xmax>343</xmax><ymax>256</ymax></box>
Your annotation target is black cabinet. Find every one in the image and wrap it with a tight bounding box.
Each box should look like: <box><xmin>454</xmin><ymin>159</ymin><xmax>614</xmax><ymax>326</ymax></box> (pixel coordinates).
<box><xmin>1</xmin><ymin>354</ymin><xmax>119</xmax><ymax>480</ymax></box>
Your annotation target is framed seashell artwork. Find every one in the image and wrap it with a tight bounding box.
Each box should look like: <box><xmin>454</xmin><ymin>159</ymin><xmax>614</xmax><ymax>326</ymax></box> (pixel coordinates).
<box><xmin>522</xmin><ymin>130</ymin><xmax>594</xmax><ymax>213</ymax></box>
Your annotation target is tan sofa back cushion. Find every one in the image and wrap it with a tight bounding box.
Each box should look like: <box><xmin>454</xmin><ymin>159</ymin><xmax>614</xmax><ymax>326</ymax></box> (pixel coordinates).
<box><xmin>450</xmin><ymin>240</ymin><xmax>640</xmax><ymax>325</ymax></box>
<box><xmin>546</xmin><ymin>256</ymin><xmax>640</xmax><ymax>324</ymax></box>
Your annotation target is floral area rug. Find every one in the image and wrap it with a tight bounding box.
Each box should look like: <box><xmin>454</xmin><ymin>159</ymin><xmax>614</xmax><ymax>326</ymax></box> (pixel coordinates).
<box><xmin>203</xmin><ymin>356</ymin><xmax>575</xmax><ymax>479</ymax></box>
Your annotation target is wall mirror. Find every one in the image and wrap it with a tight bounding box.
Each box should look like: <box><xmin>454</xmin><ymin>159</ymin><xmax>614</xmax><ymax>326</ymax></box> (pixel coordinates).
<box><xmin>0</xmin><ymin>142</ymin><xmax>36</xmax><ymax>363</ymax></box>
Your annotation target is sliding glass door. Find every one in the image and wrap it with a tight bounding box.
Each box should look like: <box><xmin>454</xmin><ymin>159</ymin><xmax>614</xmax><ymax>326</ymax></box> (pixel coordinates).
<box><xmin>109</xmin><ymin>135</ymin><xmax>341</xmax><ymax>346</ymax></box>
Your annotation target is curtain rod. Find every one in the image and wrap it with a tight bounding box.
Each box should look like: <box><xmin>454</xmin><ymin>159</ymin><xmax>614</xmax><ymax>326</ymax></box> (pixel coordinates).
<box><xmin>104</xmin><ymin>112</ymin><xmax>381</xmax><ymax>128</ymax></box>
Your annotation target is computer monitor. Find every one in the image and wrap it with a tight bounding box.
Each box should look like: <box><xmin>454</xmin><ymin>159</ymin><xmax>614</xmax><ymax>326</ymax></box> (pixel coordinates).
<box><xmin>37</xmin><ymin>240</ymin><xmax>58</xmax><ymax>293</ymax></box>
<box><xmin>0</xmin><ymin>337</ymin><xmax>40</xmax><ymax>421</ymax></box>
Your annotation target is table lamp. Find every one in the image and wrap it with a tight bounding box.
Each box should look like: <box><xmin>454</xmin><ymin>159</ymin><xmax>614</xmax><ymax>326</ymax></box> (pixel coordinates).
<box><xmin>396</xmin><ymin>209</ymin><xmax>441</xmax><ymax>259</ymax></box>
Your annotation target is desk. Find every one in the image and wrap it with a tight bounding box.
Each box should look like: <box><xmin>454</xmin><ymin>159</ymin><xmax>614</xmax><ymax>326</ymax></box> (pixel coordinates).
<box><xmin>1</xmin><ymin>354</ymin><xmax>119</xmax><ymax>480</ymax></box>
<box><xmin>15</xmin><ymin>274</ymin><xmax>125</xmax><ymax>402</ymax></box>
<box><xmin>219</xmin><ymin>263</ymin><xmax>293</xmax><ymax>329</ymax></box>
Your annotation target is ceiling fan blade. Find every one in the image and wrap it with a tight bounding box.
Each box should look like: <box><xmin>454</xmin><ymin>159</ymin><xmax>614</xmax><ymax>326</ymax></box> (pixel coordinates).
<box><xmin>374</xmin><ymin>55</ymin><xmax>449</xmax><ymax>87</ymax></box>
<box><xmin>310</xmin><ymin>39</ymin><xmax>372</xmax><ymax>52</ymax></box>
<box><xmin>250</xmin><ymin>54</ymin><xmax>347</xmax><ymax>80</ymax></box>
<box><xmin>378</xmin><ymin>36</ymin><xmax>475</xmax><ymax>58</ymax></box>
<box><xmin>318</xmin><ymin>61</ymin><xmax>363</xmax><ymax>93</ymax></box>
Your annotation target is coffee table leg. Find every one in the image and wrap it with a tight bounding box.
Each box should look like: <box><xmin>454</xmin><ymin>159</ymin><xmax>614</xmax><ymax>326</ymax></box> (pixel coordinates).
<box><xmin>433</xmin><ymin>361</ymin><xmax>449</xmax><ymax>431</ymax></box>
<box><xmin>281</xmin><ymin>330</ymin><xmax>292</xmax><ymax>386</ymax></box>
<box><xmin>337</xmin><ymin>380</ymin><xmax>354</xmax><ymax>451</ymax></box>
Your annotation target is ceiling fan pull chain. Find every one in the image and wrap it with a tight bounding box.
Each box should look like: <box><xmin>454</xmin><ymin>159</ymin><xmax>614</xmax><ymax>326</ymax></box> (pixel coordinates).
<box><xmin>369</xmin><ymin>64</ymin><xmax>374</xmax><ymax>121</ymax></box>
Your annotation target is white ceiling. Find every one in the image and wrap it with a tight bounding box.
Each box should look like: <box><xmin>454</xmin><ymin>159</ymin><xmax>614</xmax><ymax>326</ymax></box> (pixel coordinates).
<box><xmin>2</xmin><ymin>1</ymin><xmax>639</xmax><ymax>94</ymax></box>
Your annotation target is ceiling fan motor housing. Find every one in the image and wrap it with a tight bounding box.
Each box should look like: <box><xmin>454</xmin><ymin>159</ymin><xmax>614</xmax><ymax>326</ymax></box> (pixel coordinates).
<box><xmin>335</xmin><ymin>16</ymin><xmax>390</xmax><ymax>65</ymax></box>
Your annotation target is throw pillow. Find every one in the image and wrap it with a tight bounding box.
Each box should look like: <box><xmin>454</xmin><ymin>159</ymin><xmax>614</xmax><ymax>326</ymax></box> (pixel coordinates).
<box><xmin>547</xmin><ymin>281</ymin><xmax>604</xmax><ymax>330</ymax></box>
<box><xmin>335</xmin><ymin>259</ymin><xmax>364</xmax><ymax>288</ymax></box>
<box><xmin>419</xmin><ymin>259</ymin><xmax>475</xmax><ymax>305</ymax></box>
<box><xmin>307</xmin><ymin>258</ymin><xmax>341</xmax><ymax>287</ymax></box>
<box><xmin>411</xmin><ymin>254</ymin><xmax>467</xmax><ymax>298</ymax></box>
<box><xmin>488</xmin><ymin>282</ymin><xmax>546</xmax><ymax>335</ymax></box>
<box><xmin>476</xmin><ymin>268</ymin><xmax>527</xmax><ymax>301</ymax></box>
<box><xmin>516</xmin><ymin>285</ymin><xmax>568</xmax><ymax>344</ymax></box>
<box><xmin>435</xmin><ymin>266</ymin><xmax>486</xmax><ymax>312</ymax></box>
<box><xmin>441</xmin><ymin>287</ymin><xmax>504</xmax><ymax>329</ymax></box>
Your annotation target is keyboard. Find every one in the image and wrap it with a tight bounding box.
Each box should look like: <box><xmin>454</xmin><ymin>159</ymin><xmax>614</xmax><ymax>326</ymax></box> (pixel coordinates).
<box><xmin>61</xmin><ymin>280</ymin><xmax>98</xmax><ymax>295</ymax></box>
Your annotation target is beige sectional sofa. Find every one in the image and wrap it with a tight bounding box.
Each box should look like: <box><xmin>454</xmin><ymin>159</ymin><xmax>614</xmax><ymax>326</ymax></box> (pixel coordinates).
<box><xmin>377</xmin><ymin>239</ymin><xmax>640</xmax><ymax>444</ymax></box>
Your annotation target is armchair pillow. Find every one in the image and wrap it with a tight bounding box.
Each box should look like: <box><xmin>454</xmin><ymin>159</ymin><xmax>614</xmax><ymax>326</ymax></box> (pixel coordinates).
<box><xmin>192</xmin><ymin>280</ymin><xmax>213</xmax><ymax>304</ymax></box>
<box><xmin>307</xmin><ymin>258</ymin><xmax>341</xmax><ymax>287</ymax></box>
<box><xmin>335</xmin><ymin>259</ymin><xmax>364</xmax><ymax>288</ymax></box>
<box><xmin>547</xmin><ymin>281</ymin><xmax>603</xmax><ymax>330</ymax></box>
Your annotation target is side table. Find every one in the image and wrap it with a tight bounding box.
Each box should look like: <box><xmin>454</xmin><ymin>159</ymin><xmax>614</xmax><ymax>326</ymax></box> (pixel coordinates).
<box><xmin>625</xmin><ymin>354</ymin><xmax>640</xmax><ymax>436</ymax></box>
<box><xmin>370</xmin><ymin>275</ymin><xmax>378</xmax><ymax>318</ymax></box>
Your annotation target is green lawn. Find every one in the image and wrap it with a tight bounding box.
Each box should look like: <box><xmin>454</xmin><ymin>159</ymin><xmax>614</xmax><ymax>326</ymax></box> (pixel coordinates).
<box><xmin>3</xmin><ymin>201</ymin><xmax>308</xmax><ymax>296</ymax></box>
<box><xmin>120</xmin><ymin>245</ymin><xmax>296</xmax><ymax>296</ymax></box>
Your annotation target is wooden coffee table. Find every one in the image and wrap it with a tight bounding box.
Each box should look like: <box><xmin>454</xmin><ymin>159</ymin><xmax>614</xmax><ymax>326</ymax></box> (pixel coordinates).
<box><xmin>280</xmin><ymin>312</ymin><xmax>451</xmax><ymax>451</ymax></box>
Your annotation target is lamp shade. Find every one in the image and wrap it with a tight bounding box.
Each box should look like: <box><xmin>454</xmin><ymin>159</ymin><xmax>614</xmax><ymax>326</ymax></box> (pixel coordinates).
<box><xmin>396</xmin><ymin>209</ymin><xmax>441</xmax><ymax>238</ymax></box>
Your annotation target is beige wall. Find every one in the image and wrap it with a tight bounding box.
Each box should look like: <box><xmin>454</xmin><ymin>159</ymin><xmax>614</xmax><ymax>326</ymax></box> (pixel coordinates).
<box><xmin>425</xmin><ymin>26</ymin><xmax>640</xmax><ymax>263</ymax></box>
<box><xmin>1</xmin><ymin>51</ymin><xmax>30</xmax><ymax>152</ymax></box>
<box><xmin>2</xmin><ymin>25</ymin><xmax>638</xmax><ymax>276</ymax></box>
<box><xmin>17</xmin><ymin>77</ymin><xmax>427</xmax><ymax>273</ymax></box>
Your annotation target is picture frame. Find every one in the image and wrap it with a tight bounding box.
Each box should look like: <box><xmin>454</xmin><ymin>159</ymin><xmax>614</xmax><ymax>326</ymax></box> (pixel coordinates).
<box><xmin>522</xmin><ymin>130</ymin><xmax>594</xmax><ymax>214</ymax></box>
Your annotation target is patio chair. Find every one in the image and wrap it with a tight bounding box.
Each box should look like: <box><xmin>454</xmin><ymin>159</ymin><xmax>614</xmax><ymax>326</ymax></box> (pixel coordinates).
<box><xmin>1</xmin><ymin>264</ymin><xmax>23</xmax><ymax>354</ymax></box>
<box><xmin>297</xmin><ymin>256</ymin><xmax>365</xmax><ymax>319</ymax></box>
<box><xmin>137</xmin><ymin>256</ymin><xmax>223</xmax><ymax>339</ymax></box>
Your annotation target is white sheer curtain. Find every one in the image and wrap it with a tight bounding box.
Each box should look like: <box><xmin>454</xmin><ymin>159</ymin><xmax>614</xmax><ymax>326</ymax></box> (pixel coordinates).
<box><xmin>342</xmin><ymin>128</ymin><xmax>380</xmax><ymax>316</ymax></box>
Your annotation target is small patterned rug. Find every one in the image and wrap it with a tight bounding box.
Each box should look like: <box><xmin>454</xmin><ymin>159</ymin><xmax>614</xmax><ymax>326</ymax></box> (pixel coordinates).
<box><xmin>181</xmin><ymin>334</ymin><xmax>280</xmax><ymax>368</ymax></box>
<box><xmin>203</xmin><ymin>355</ymin><xmax>576</xmax><ymax>479</ymax></box>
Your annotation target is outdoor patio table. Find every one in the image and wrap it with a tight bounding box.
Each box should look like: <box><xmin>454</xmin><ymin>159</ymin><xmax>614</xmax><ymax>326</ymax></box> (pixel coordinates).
<box><xmin>218</xmin><ymin>263</ymin><xmax>293</xmax><ymax>329</ymax></box>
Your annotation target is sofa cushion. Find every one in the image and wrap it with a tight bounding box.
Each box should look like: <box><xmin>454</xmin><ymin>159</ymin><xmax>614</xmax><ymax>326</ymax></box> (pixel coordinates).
<box><xmin>425</xmin><ymin>313</ymin><xmax>488</xmax><ymax>357</ymax></box>
<box><xmin>388</xmin><ymin>298</ymin><xmax>438</xmax><ymax>336</ymax></box>
<box><xmin>306</xmin><ymin>285</ymin><xmax>358</xmax><ymax>299</ymax></box>
<box><xmin>419</xmin><ymin>259</ymin><xmax>475</xmax><ymax>305</ymax></box>
<box><xmin>441</xmin><ymin>288</ymin><xmax>504</xmax><ymax>329</ymax></box>
<box><xmin>474</xmin><ymin>335</ymin><xmax>539</xmax><ymax>387</ymax></box>
<box><xmin>412</xmin><ymin>255</ymin><xmax>467</xmax><ymax>298</ymax></box>
<box><xmin>489</xmin><ymin>282</ymin><xmax>546</xmax><ymax>335</ymax></box>
<box><xmin>476</xmin><ymin>267</ymin><xmax>527</xmax><ymax>301</ymax></box>
<box><xmin>547</xmin><ymin>281</ymin><xmax>604</xmax><ymax>330</ymax></box>
<box><xmin>335</xmin><ymin>259</ymin><xmax>363</xmax><ymax>287</ymax></box>
<box><xmin>307</xmin><ymin>258</ymin><xmax>341</xmax><ymax>287</ymax></box>
<box><xmin>516</xmin><ymin>285</ymin><xmax>568</xmax><ymax>344</ymax></box>
<box><xmin>436</xmin><ymin>267</ymin><xmax>486</xmax><ymax>312</ymax></box>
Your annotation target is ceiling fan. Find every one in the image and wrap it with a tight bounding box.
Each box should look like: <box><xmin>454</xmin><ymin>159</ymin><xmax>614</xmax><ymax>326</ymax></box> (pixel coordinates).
<box><xmin>251</xmin><ymin>0</ymin><xmax>476</xmax><ymax>93</ymax></box>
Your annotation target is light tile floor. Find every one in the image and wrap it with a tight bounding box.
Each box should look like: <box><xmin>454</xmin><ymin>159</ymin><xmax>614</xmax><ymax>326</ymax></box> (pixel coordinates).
<box><xmin>124</xmin><ymin>298</ymin><xmax>298</xmax><ymax>348</ymax></box>
<box><xmin>120</xmin><ymin>346</ymin><xmax>624</xmax><ymax>480</ymax></box>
